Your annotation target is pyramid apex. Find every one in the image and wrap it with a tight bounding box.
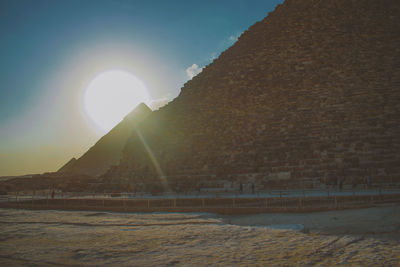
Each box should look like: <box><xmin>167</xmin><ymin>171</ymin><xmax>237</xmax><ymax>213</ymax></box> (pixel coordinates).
<box><xmin>124</xmin><ymin>102</ymin><xmax>152</xmax><ymax>120</ymax></box>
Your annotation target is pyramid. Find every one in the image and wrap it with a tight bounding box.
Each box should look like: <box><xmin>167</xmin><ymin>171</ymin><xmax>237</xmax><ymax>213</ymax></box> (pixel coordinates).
<box><xmin>103</xmin><ymin>0</ymin><xmax>400</xmax><ymax>191</ymax></box>
<box><xmin>58</xmin><ymin>157</ymin><xmax>77</xmax><ymax>173</ymax></box>
<box><xmin>58</xmin><ymin>103</ymin><xmax>152</xmax><ymax>177</ymax></box>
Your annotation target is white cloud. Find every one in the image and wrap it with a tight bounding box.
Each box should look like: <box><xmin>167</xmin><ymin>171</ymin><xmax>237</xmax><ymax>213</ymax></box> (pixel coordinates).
<box><xmin>184</xmin><ymin>32</ymin><xmax>242</xmax><ymax>81</ymax></box>
<box><xmin>227</xmin><ymin>32</ymin><xmax>242</xmax><ymax>45</ymax></box>
<box><xmin>228</xmin><ymin>35</ymin><xmax>238</xmax><ymax>42</ymax></box>
<box><xmin>149</xmin><ymin>97</ymin><xmax>171</xmax><ymax>110</ymax></box>
<box><xmin>209</xmin><ymin>52</ymin><xmax>218</xmax><ymax>62</ymax></box>
<box><xmin>186</xmin><ymin>64</ymin><xmax>203</xmax><ymax>79</ymax></box>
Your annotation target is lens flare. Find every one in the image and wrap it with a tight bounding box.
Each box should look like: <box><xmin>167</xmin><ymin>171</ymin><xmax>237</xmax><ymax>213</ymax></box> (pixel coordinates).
<box><xmin>135</xmin><ymin>129</ymin><xmax>171</xmax><ymax>193</ymax></box>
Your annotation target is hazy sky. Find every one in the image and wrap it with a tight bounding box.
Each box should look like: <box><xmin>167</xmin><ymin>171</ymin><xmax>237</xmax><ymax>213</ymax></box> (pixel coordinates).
<box><xmin>0</xmin><ymin>0</ymin><xmax>283</xmax><ymax>176</ymax></box>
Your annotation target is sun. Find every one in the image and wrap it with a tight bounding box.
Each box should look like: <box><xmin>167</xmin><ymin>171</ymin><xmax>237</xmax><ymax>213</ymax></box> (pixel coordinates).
<box><xmin>84</xmin><ymin>70</ymin><xmax>150</xmax><ymax>133</ymax></box>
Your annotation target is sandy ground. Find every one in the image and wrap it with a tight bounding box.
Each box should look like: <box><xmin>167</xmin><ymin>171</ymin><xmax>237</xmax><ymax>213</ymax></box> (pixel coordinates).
<box><xmin>0</xmin><ymin>205</ymin><xmax>399</xmax><ymax>266</ymax></box>
<box><xmin>219</xmin><ymin>204</ymin><xmax>400</xmax><ymax>240</ymax></box>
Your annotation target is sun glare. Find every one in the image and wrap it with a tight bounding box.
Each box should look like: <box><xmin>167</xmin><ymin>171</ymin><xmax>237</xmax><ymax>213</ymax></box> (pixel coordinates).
<box><xmin>84</xmin><ymin>70</ymin><xmax>150</xmax><ymax>133</ymax></box>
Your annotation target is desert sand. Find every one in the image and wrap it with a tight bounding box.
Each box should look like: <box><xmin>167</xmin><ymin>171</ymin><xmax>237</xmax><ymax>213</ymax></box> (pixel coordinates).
<box><xmin>0</xmin><ymin>205</ymin><xmax>399</xmax><ymax>266</ymax></box>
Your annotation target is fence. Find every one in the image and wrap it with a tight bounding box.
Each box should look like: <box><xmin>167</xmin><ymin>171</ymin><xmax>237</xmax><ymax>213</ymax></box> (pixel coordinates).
<box><xmin>1</xmin><ymin>191</ymin><xmax>400</xmax><ymax>214</ymax></box>
<box><xmin>2</xmin><ymin>187</ymin><xmax>400</xmax><ymax>201</ymax></box>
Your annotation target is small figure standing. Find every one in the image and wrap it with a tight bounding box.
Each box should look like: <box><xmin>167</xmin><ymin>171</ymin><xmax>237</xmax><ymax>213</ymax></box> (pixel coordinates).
<box><xmin>366</xmin><ymin>176</ymin><xmax>371</xmax><ymax>188</ymax></box>
<box><xmin>239</xmin><ymin>183</ymin><xmax>243</xmax><ymax>194</ymax></box>
<box><xmin>251</xmin><ymin>183</ymin><xmax>255</xmax><ymax>194</ymax></box>
<box><xmin>339</xmin><ymin>179</ymin><xmax>343</xmax><ymax>190</ymax></box>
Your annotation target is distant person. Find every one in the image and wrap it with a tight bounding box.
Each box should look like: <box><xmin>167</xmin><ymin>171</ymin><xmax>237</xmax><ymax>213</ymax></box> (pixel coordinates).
<box><xmin>352</xmin><ymin>178</ymin><xmax>358</xmax><ymax>190</ymax></box>
<box><xmin>251</xmin><ymin>183</ymin><xmax>255</xmax><ymax>194</ymax></box>
<box><xmin>239</xmin><ymin>183</ymin><xmax>243</xmax><ymax>194</ymax></box>
<box><xmin>366</xmin><ymin>176</ymin><xmax>371</xmax><ymax>187</ymax></box>
<box><xmin>333</xmin><ymin>177</ymin><xmax>338</xmax><ymax>187</ymax></box>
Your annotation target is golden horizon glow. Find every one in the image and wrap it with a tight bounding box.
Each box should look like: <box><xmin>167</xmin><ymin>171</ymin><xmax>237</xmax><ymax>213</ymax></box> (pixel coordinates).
<box><xmin>83</xmin><ymin>70</ymin><xmax>150</xmax><ymax>133</ymax></box>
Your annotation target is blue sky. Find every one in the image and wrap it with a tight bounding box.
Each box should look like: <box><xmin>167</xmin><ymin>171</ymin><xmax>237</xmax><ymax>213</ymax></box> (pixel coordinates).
<box><xmin>0</xmin><ymin>0</ymin><xmax>283</xmax><ymax>176</ymax></box>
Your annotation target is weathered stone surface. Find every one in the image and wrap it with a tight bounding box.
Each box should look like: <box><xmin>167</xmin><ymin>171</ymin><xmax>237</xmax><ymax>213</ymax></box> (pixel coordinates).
<box><xmin>103</xmin><ymin>0</ymin><xmax>400</xmax><ymax>191</ymax></box>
